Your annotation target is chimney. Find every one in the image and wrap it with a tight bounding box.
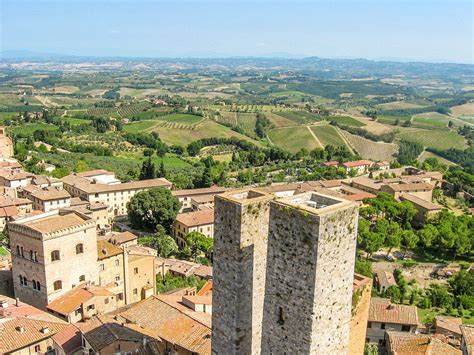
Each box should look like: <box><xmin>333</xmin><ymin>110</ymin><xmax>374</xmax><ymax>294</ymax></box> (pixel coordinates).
<box><xmin>15</xmin><ymin>298</ymin><xmax>20</xmax><ymax>306</ymax></box>
<box><xmin>0</xmin><ymin>300</ymin><xmax>8</xmax><ymax>308</ymax></box>
<box><xmin>40</xmin><ymin>327</ymin><xmax>50</xmax><ymax>334</ymax></box>
<box><xmin>16</xmin><ymin>326</ymin><xmax>25</xmax><ymax>333</ymax></box>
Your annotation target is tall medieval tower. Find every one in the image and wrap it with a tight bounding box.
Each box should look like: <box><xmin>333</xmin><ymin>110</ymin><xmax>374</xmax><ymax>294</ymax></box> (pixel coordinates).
<box><xmin>212</xmin><ymin>190</ymin><xmax>273</xmax><ymax>354</ymax></box>
<box><xmin>212</xmin><ymin>189</ymin><xmax>359</xmax><ymax>354</ymax></box>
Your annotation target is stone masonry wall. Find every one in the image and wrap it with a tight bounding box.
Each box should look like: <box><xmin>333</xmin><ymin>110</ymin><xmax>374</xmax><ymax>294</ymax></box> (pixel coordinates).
<box><xmin>212</xmin><ymin>191</ymin><xmax>272</xmax><ymax>355</ymax></box>
<box><xmin>261</xmin><ymin>200</ymin><xmax>359</xmax><ymax>354</ymax></box>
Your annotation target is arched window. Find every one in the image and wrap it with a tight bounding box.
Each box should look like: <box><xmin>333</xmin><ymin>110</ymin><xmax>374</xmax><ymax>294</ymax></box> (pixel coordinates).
<box><xmin>16</xmin><ymin>245</ymin><xmax>20</xmax><ymax>255</ymax></box>
<box><xmin>79</xmin><ymin>275</ymin><xmax>85</xmax><ymax>282</ymax></box>
<box><xmin>19</xmin><ymin>275</ymin><xmax>27</xmax><ymax>286</ymax></box>
<box><xmin>51</xmin><ymin>250</ymin><xmax>60</xmax><ymax>262</ymax></box>
<box><xmin>30</xmin><ymin>250</ymin><xmax>33</xmax><ymax>260</ymax></box>
<box><xmin>32</xmin><ymin>279</ymin><xmax>41</xmax><ymax>291</ymax></box>
<box><xmin>53</xmin><ymin>280</ymin><xmax>62</xmax><ymax>291</ymax></box>
<box><xmin>75</xmin><ymin>244</ymin><xmax>84</xmax><ymax>254</ymax></box>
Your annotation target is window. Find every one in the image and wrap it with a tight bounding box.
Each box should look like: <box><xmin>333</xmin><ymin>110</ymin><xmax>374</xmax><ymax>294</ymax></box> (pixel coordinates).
<box><xmin>104</xmin><ymin>298</ymin><xmax>109</xmax><ymax>304</ymax></box>
<box><xmin>134</xmin><ymin>267</ymin><xmax>138</xmax><ymax>274</ymax></box>
<box><xmin>16</xmin><ymin>245</ymin><xmax>20</xmax><ymax>255</ymax></box>
<box><xmin>401</xmin><ymin>325</ymin><xmax>410</xmax><ymax>332</ymax></box>
<box><xmin>95</xmin><ymin>193</ymin><xmax>99</xmax><ymax>197</ymax></box>
<box><xmin>115</xmin><ymin>275</ymin><xmax>120</xmax><ymax>281</ymax></box>
<box><xmin>117</xmin><ymin>293</ymin><xmax>124</xmax><ymax>301</ymax></box>
<box><xmin>381</xmin><ymin>323</ymin><xmax>386</xmax><ymax>330</ymax></box>
<box><xmin>87</xmin><ymin>304</ymin><xmax>95</xmax><ymax>311</ymax></box>
<box><xmin>20</xmin><ymin>246</ymin><xmax>24</xmax><ymax>258</ymax></box>
<box><xmin>115</xmin><ymin>259</ymin><xmax>120</xmax><ymax>266</ymax></box>
<box><xmin>34</xmin><ymin>345</ymin><xmax>41</xmax><ymax>352</ymax></box>
<box><xmin>32</xmin><ymin>280</ymin><xmax>41</xmax><ymax>291</ymax></box>
<box><xmin>79</xmin><ymin>275</ymin><xmax>85</xmax><ymax>282</ymax></box>
<box><xmin>51</xmin><ymin>250</ymin><xmax>60</xmax><ymax>262</ymax></box>
<box><xmin>53</xmin><ymin>280</ymin><xmax>62</xmax><ymax>291</ymax></box>
<box><xmin>133</xmin><ymin>288</ymin><xmax>138</xmax><ymax>295</ymax></box>
<box><xmin>33</xmin><ymin>252</ymin><xmax>38</xmax><ymax>262</ymax></box>
<box><xmin>19</xmin><ymin>275</ymin><xmax>28</xmax><ymax>286</ymax></box>
<box><xmin>99</xmin><ymin>264</ymin><xmax>105</xmax><ymax>271</ymax></box>
<box><xmin>30</xmin><ymin>250</ymin><xmax>33</xmax><ymax>260</ymax></box>
<box><xmin>367</xmin><ymin>322</ymin><xmax>372</xmax><ymax>329</ymax></box>
<box><xmin>76</xmin><ymin>244</ymin><xmax>84</xmax><ymax>254</ymax></box>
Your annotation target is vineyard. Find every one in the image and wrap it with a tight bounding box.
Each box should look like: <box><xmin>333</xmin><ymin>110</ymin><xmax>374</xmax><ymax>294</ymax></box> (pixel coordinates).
<box><xmin>341</xmin><ymin>130</ymin><xmax>398</xmax><ymax>161</ymax></box>
<box><xmin>118</xmin><ymin>102</ymin><xmax>151</xmax><ymax>118</ymax></box>
<box><xmin>87</xmin><ymin>107</ymin><xmax>117</xmax><ymax>116</ymax></box>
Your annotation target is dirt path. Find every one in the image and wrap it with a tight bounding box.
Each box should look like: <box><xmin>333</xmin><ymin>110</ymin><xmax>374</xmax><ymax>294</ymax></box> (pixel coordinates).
<box><xmin>335</xmin><ymin>127</ymin><xmax>356</xmax><ymax>154</ymax></box>
<box><xmin>306</xmin><ymin>125</ymin><xmax>324</xmax><ymax>149</ymax></box>
<box><xmin>34</xmin><ymin>95</ymin><xmax>59</xmax><ymax>108</ymax></box>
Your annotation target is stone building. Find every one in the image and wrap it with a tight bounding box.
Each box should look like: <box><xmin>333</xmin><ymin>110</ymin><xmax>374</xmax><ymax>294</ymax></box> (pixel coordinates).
<box><xmin>212</xmin><ymin>189</ymin><xmax>359</xmax><ymax>354</ymax></box>
<box><xmin>172</xmin><ymin>209</ymin><xmax>215</xmax><ymax>247</ymax></box>
<box><xmin>213</xmin><ymin>189</ymin><xmax>273</xmax><ymax>354</ymax></box>
<box><xmin>261</xmin><ymin>191</ymin><xmax>358</xmax><ymax>354</ymax></box>
<box><xmin>61</xmin><ymin>170</ymin><xmax>172</xmax><ymax>217</ymax></box>
<box><xmin>8</xmin><ymin>210</ymin><xmax>98</xmax><ymax>310</ymax></box>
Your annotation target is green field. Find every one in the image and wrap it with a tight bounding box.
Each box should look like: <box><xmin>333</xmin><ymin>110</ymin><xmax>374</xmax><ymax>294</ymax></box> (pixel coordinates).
<box><xmin>326</xmin><ymin>115</ymin><xmax>365</xmax><ymax>127</ymax></box>
<box><xmin>276</xmin><ymin>111</ymin><xmax>321</xmax><ymax>125</ymax></box>
<box><xmin>157</xmin><ymin>113</ymin><xmax>203</xmax><ymax>124</ymax></box>
<box><xmin>236</xmin><ymin>113</ymin><xmax>257</xmax><ymax>138</ymax></box>
<box><xmin>62</xmin><ymin>116</ymin><xmax>92</xmax><ymax>125</ymax></box>
<box><xmin>412</xmin><ymin>112</ymin><xmax>450</xmax><ymax>130</ymax></box>
<box><xmin>8</xmin><ymin>123</ymin><xmax>59</xmax><ymax>135</ymax></box>
<box><xmin>396</xmin><ymin>128</ymin><xmax>467</xmax><ymax>150</ymax></box>
<box><xmin>268</xmin><ymin>126</ymin><xmax>320</xmax><ymax>153</ymax></box>
<box><xmin>377</xmin><ymin>115</ymin><xmax>411</xmax><ymax>125</ymax></box>
<box><xmin>418</xmin><ymin>150</ymin><xmax>456</xmax><ymax>166</ymax></box>
<box><xmin>311</xmin><ymin>125</ymin><xmax>346</xmax><ymax>147</ymax></box>
<box><xmin>123</xmin><ymin>120</ymin><xmax>160</xmax><ymax>133</ymax></box>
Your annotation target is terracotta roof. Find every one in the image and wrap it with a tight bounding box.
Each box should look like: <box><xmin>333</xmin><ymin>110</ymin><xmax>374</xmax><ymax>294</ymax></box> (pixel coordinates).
<box><xmin>0</xmin><ymin>195</ymin><xmax>31</xmax><ymax>207</ymax></box>
<box><xmin>321</xmin><ymin>160</ymin><xmax>340</xmax><ymax>166</ymax></box>
<box><xmin>0</xmin><ymin>172</ymin><xmax>34</xmax><ymax>181</ymax></box>
<box><xmin>435</xmin><ymin>316</ymin><xmax>462</xmax><ymax>336</ymax></box>
<box><xmin>353</xmin><ymin>273</ymin><xmax>372</xmax><ymax>291</ymax></box>
<box><xmin>351</xmin><ymin>176</ymin><xmax>383</xmax><ymax>190</ymax></box>
<box><xmin>62</xmin><ymin>176</ymin><xmax>171</xmax><ymax>194</ymax></box>
<box><xmin>384</xmin><ymin>182</ymin><xmax>433</xmax><ymax>192</ymax></box>
<box><xmin>375</xmin><ymin>161</ymin><xmax>390</xmax><ymax>166</ymax></box>
<box><xmin>108</xmin><ymin>231</ymin><xmax>138</xmax><ymax>245</ymax></box>
<box><xmin>31</xmin><ymin>187</ymin><xmax>70</xmax><ymax>201</ymax></box>
<box><xmin>320</xmin><ymin>179</ymin><xmax>342</xmax><ymax>188</ymax></box>
<box><xmin>386</xmin><ymin>330</ymin><xmax>461</xmax><ymax>355</ymax></box>
<box><xmin>400</xmin><ymin>193</ymin><xmax>442</xmax><ymax>211</ymax></box>
<box><xmin>369</xmin><ymin>298</ymin><xmax>418</xmax><ymax>326</ymax></box>
<box><xmin>47</xmin><ymin>286</ymin><xmax>114</xmax><ymax>316</ymax></box>
<box><xmin>460</xmin><ymin>325</ymin><xmax>474</xmax><ymax>354</ymax></box>
<box><xmin>0</xmin><ymin>317</ymin><xmax>68</xmax><ymax>353</ymax></box>
<box><xmin>342</xmin><ymin>160</ymin><xmax>373</xmax><ymax>168</ymax></box>
<box><xmin>16</xmin><ymin>212</ymin><xmax>91</xmax><ymax>234</ymax></box>
<box><xmin>0</xmin><ymin>205</ymin><xmax>17</xmax><ymax>217</ymax></box>
<box><xmin>343</xmin><ymin>192</ymin><xmax>376</xmax><ymax>201</ymax></box>
<box><xmin>191</xmin><ymin>194</ymin><xmax>217</xmax><ymax>204</ymax></box>
<box><xmin>77</xmin><ymin>314</ymin><xmax>151</xmax><ymax>352</ymax></box>
<box><xmin>77</xmin><ymin>169</ymin><xmax>115</xmax><ymax>177</ymax></box>
<box><xmin>97</xmin><ymin>240</ymin><xmax>123</xmax><ymax>260</ymax></box>
<box><xmin>51</xmin><ymin>324</ymin><xmax>82</xmax><ymax>354</ymax></box>
<box><xmin>171</xmin><ymin>186</ymin><xmax>227</xmax><ymax>197</ymax></box>
<box><xmin>376</xmin><ymin>271</ymin><xmax>397</xmax><ymax>287</ymax></box>
<box><xmin>175</xmin><ymin>210</ymin><xmax>214</xmax><ymax>227</ymax></box>
<box><xmin>197</xmin><ymin>280</ymin><xmax>213</xmax><ymax>296</ymax></box>
<box><xmin>118</xmin><ymin>296</ymin><xmax>211</xmax><ymax>354</ymax></box>
<box><xmin>0</xmin><ymin>295</ymin><xmax>61</xmax><ymax>322</ymax></box>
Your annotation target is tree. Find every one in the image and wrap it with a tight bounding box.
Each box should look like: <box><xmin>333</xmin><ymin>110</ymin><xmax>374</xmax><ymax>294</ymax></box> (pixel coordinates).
<box><xmin>184</xmin><ymin>231</ymin><xmax>213</xmax><ymax>262</ymax></box>
<box><xmin>74</xmin><ymin>160</ymin><xmax>89</xmax><ymax>173</ymax></box>
<box><xmin>428</xmin><ymin>284</ymin><xmax>453</xmax><ymax>308</ymax></box>
<box><xmin>127</xmin><ymin>187</ymin><xmax>181</xmax><ymax>232</ymax></box>
<box><xmin>139</xmin><ymin>157</ymin><xmax>157</xmax><ymax>180</ymax></box>
<box><xmin>354</xmin><ymin>258</ymin><xmax>373</xmax><ymax>278</ymax></box>
<box><xmin>157</xmin><ymin>161</ymin><xmax>166</xmax><ymax>178</ymax></box>
<box><xmin>401</xmin><ymin>230</ymin><xmax>419</xmax><ymax>257</ymax></box>
<box><xmin>139</xmin><ymin>225</ymin><xmax>178</xmax><ymax>258</ymax></box>
<box><xmin>156</xmin><ymin>141</ymin><xmax>168</xmax><ymax>157</ymax></box>
<box><xmin>384</xmin><ymin>221</ymin><xmax>402</xmax><ymax>257</ymax></box>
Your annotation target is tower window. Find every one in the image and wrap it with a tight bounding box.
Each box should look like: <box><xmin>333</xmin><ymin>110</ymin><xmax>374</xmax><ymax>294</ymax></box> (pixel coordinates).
<box><xmin>51</xmin><ymin>250</ymin><xmax>60</xmax><ymax>262</ymax></box>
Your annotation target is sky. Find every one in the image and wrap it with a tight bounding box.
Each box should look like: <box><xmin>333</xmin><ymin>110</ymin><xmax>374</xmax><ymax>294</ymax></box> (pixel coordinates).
<box><xmin>1</xmin><ymin>0</ymin><xmax>473</xmax><ymax>63</ymax></box>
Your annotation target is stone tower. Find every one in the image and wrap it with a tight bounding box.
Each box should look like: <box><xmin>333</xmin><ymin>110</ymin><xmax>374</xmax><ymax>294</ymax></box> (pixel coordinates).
<box><xmin>212</xmin><ymin>189</ymin><xmax>273</xmax><ymax>355</ymax></box>
<box><xmin>261</xmin><ymin>192</ymin><xmax>359</xmax><ymax>354</ymax></box>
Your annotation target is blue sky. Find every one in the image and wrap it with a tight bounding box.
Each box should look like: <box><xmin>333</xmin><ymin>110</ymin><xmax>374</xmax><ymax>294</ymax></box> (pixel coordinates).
<box><xmin>1</xmin><ymin>0</ymin><xmax>473</xmax><ymax>63</ymax></box>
